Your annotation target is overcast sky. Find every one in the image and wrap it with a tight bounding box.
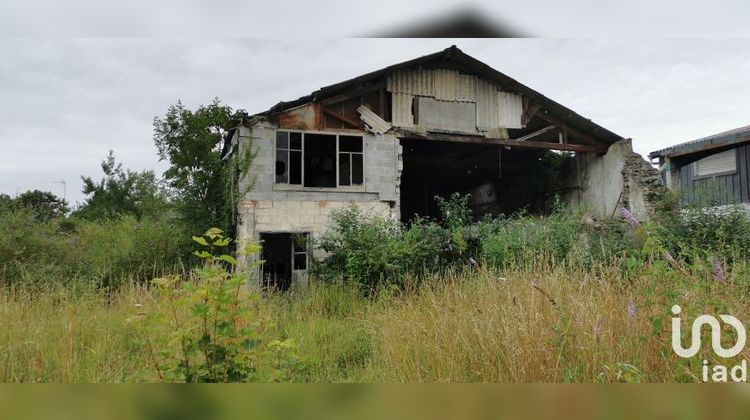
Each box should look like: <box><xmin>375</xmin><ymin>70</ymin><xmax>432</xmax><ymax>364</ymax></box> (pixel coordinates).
<box><xmin>1</xmin><ymin>38</ymin><xmax>749</xmax><ymax>205</ymax></box>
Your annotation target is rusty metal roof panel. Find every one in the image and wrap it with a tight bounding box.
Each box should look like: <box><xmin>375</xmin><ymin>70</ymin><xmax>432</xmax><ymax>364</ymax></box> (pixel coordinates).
<box><xmin>649</xmin><ymin>124</ymin><xmax>750</xmax><ymax>159</ymax></box>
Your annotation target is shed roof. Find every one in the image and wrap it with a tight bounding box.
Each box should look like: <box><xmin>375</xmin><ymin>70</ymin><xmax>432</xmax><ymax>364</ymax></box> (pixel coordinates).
<box><xmin>256</xmin><ymin>45</ymin><xmax>624</xmax><ymax>146</ymax></box>
<box><xmin>649</xmin><ymin>124</ymin><xmax>750</xmax><ymax>159</ymax></box>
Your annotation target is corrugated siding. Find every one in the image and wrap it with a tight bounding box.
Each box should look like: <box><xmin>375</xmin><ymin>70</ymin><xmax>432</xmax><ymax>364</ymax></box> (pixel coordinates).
<box><xmin>387</xmin><ymin>69</ymin><xmax>434</xmax><ymax>96</ymax></box>
<box><xmin>456</xmin><ymin>74</ymin><xmax>476</xmax><ymax>102</ymax></box>
<box><xmin>433</xmin><ymin>69</ymin><xmax>458</xmax><ymax>101</ymax></box>
<box><xmin>497</xmin><ymin>91</ymin><xmax>523</xmax><ymax>129</ymax></box>
<box><xmin>475</xmin><ymin>78</ymin><xmax>499</xmax><ymax>130</ymax></box>
<box><xmin>391</xmin><ymin>92</ymin><xmax>414</xmax><ymax>128</ymax></box>
<box><xmin>387</xmin><ymin>68</ymin><xmax>522</xmax><ymax>131</ymax></box>
<box><xmin>679</xmin><ymin>145</ymin><xmax>750</xmax><ymax>206</ymax></box>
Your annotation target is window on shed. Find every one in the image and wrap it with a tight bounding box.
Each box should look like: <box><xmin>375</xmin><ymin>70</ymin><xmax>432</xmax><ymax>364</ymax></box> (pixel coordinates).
<box><xmin>693</xmin><ymin>149</ymin><xmax>737</xmax><ymax>178</ymax></box>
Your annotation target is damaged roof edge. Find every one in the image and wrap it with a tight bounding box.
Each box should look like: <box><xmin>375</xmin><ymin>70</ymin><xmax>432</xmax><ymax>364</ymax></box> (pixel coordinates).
<box><xmin>254</xmin><ymin>45</ymin><xmax>625</xmax><ymax>146</ymax></box>
<box><xmin>649</xmin><ymin>124</ymin><xmax>750</xmax><ymax>159</ymax></box>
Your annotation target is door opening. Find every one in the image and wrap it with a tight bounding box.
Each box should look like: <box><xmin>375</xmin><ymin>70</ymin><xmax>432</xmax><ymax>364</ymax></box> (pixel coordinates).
<box><xmin>259</xmin><ymin>232</ymin><xmax>309</xmax><ymax>291</ymax></box>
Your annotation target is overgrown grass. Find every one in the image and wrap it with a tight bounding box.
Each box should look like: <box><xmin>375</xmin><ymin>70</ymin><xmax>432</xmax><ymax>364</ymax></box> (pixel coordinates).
<box><xmin>3</xmin><ymin>194</ymin><xmax>750</xmax><ymax>382</ymax></box>
<box><xmin>3</xmin><ymin>256</ymin><xmax>748</xmax><ymax>382</ymax></box>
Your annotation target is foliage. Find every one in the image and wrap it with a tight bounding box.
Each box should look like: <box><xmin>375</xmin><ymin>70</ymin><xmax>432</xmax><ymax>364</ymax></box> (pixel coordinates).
<box><xmin>0</xmin><ymin>190</ymin><xmax>68</xmax><ymax>221</ymax></box>
<box><xmin>153</xmin><ymin>99</ymin><xmax>243</xmax><ymax>232</ymax></box>
<box><xmin>76</xmin><ymin>151</ymin><xmax>171</xmax><ymax>221</ymax></box>
<box><xmin>313</xmin><ymin>205</ymin><xmax>450</xmax><ymax>290</ymax></box>
<box><xmin>314</xmin><ymin>197</ymin><xmax>634</xmax><ymax>289</ymax></box>
<box><xmin>0</xmin><ymin>209</ymin><xmax>190</xmax><ymax>289</ymax></box>
<box><xmin>146</xmin><ymin>228</ymin><xmax>302</xmax><ymax>382</ymax></box>
<box><xmin>655</xmin><ymin>201</ymin><xmax>750</xmax><ymax>262</ymax></box>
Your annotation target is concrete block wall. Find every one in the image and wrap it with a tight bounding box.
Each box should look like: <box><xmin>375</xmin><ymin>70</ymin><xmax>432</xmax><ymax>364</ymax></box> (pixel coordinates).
<box><xmin>235</xmin><ymin>120</ymin><xmax>401</xmax><ymax>278</ymax></box>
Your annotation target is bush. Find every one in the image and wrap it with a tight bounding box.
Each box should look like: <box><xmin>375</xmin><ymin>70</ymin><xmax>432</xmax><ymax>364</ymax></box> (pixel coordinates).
<box><xmin>314</xmin><ymin>206</ymin><xmax>452</xmax><ymax>290</ymax></box>
<box><xmin>146</xmin><ymin>228</ymin><xmax>303</xmax><ymax>382</ymax></box>
<box><xmin>314</xmin><ymin>198</ymin><xmax>639</xmax><ymax>289</ymax></box>
<box><xmin>655</xmin><ymin>203</ymin><xmax>750</xmax><ymax>262</ymax></box>
<box><xmin>0</xmin><ymin>208</ymin><xmax>192</xmax><ymax>289</ymax></box>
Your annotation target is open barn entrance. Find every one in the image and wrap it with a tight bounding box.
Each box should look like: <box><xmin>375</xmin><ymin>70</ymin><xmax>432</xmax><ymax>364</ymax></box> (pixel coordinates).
<box><xmin>399</xmin><ymin>138</ymin><xmax>574</xmax><ymax>223</ymax></box>
<box><xmin>259</xmin><ymin>232</ymin><xmax>309</xmax><ymax>291</ymax></box>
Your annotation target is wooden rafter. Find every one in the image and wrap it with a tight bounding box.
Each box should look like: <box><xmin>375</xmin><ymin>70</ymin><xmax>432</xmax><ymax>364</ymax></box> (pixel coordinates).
<box><xmin>510</xmin><ymin>125</ymin><xmax>556</xmax><ymax>142</ymax></box>
<box><xmin>321</xmin><ymin>105</ymin><xmax>362</xmax><ymax>129</ymax></box>
<box><xmin>398</xmin><ymin>130</ymin><xmax>605</xmax><ymax>153</ymax></box>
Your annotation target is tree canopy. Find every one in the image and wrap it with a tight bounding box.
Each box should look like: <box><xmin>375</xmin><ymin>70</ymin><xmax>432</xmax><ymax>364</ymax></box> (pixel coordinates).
<box><xmin>75</xmin><ymin>151</ymin><xmax>170</xmax><ymax>220</ymax></box>
<box><xmin>152</xmin><ymin>98</ymin><xmax>241</xmax><ymax>231</ymax></box>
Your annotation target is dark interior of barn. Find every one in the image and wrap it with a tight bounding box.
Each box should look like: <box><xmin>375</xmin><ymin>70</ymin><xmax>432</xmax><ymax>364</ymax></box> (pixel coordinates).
<box><xmin>399</xmin><ymin>138</ymin><xmax>573</xmax><ymax>223</ymax></box>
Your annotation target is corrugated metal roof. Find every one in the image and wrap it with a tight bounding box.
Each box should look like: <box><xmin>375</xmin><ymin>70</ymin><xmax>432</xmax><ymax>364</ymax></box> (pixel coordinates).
<box><xmin>649</xmin><ymin>124</ymin><xmax>750</xmax><ymax>159</ymax></box>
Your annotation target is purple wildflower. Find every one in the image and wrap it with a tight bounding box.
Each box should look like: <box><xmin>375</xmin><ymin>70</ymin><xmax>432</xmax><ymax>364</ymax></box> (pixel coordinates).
<box><xmin>594</xmin><ymin>318</ymin><xmax>602</xmax><ymax>340</ymax></box>
<box><xmin>714</xmin><ymin>257</ymin><xmax>726</xmax><ymax>283</ymax></box>
<box><xmin>627</xmin><ymin>301</ymin><xmax>637</xmax><ymax>319</ymax></box>
<box><xmin>620</xmin><ymin>207</ymin><xmax>640</xmax><ymax>227</ymax></box>
<box><xmin>664</xmin><ymin>252</ymin><xmax>675</xmax><ymax>263</ymax></box>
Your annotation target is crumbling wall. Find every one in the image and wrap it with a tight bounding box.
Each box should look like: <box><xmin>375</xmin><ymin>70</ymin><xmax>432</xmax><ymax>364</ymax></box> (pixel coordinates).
<box><xmin>564</xmin><ymin>139</ymin><xmax>662</xmax><ymax>220</ymax></box>
<box><xmin>621</xmin><ymin>150</ymin><xmax>665</xmax><ymax>220</ymax></box>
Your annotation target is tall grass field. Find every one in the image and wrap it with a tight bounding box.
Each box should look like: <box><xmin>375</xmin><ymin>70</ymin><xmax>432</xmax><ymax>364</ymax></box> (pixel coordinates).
<box><xmin>2</xmin><ymin>195</ymin><xmax>750</xmax><ymax>382</ymax></box>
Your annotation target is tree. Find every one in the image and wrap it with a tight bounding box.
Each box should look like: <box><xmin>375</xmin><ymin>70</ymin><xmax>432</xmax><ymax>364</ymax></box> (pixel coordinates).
<box><xmin>75</xmin><ymin>151</ymin><xmax>170</xmax><ymax>220</ymax></box>
<box><xmin>0</xmin><ymin>190</ymin><xmax>69</xmax><ymax>220</ymax></box>
<box><xmin>152</xmin><ymin>98</ymin><xmax>240</xmax><ymax>231</ymax></box>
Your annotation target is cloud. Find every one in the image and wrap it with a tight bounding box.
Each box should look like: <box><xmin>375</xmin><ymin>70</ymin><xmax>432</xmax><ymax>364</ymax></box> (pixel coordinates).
<box><xmin>1</xmin><ymin>39</ymin><xmax>749</xmax><ymax>205</ymax></box>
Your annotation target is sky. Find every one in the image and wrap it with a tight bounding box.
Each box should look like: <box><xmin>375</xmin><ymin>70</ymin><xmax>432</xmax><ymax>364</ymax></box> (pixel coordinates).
<box><xmin>1</xmin><ymin>38</ymin><xmax>750</xmax><ymax>206</ymax></box>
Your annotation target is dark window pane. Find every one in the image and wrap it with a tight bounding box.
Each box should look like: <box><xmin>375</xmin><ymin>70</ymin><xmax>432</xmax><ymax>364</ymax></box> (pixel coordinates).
<box><xmin>339</xmin><ymin>153</ymin><xmax>351</xmax><ymax>186</ymax></box>
<box><xmin>275</xmin><ymin>150</ymin><xmax>288</xmax><ymax>183</ymax></box>
<box><xmin>290</xmin><ymin>151</ymin><xmax>302</xmax><ymax>185</ymax></box>
<box><xmin>339</xmin><ymin>135</ymin><xmax>363</xmax><ymax>152</ymax></box>
<box><xmin>290</xmin><ymin>132</ymin><xmax>302</xmax><ymax>150</ymax></box>
<box><xmin>293</xmin><ymin>253</ymin><xmax>307</xmax><ymax>270</ymax></box>
<box><xmin>304</xmin><ymin>134</ymin><xmax>337</xmax><ymax>187</ymax></box>
<box><xmin>276</xmin><ymin>131</ymin><xmax>288</xmax><ymax>149</ymax></box>
<box><xmin>352</xmin><ymin>153</ymin><xmax>364</xmax><ymax>185</ymax></box>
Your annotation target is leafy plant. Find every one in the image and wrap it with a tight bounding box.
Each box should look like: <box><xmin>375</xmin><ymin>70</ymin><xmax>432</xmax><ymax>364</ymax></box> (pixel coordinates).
<box><xmin>146</xmin><ymin>228</ymin><xmax>303</xmax><ymax>382</ymax></box>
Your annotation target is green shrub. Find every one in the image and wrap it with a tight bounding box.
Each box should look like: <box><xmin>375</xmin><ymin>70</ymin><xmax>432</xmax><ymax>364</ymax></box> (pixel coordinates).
<box><xmin>0</xmin><ymin>209</ymin><xmax>192</xmax><ymax>289</ymax></box>
<box><xmin>146</xmin><ymin>228</ymin><xmax>303</xmax><ymax>382</ymax></box>
<box><xmin>656</xmin><ymin>203</ymin><xmax>750</xmax><ymax>262</ymax></box>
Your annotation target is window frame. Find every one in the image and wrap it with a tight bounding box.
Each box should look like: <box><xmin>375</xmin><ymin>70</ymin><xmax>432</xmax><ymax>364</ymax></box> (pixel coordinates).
<box><xmin>273</xmin><ymin>129</ymin><xmax>366</xmax><ymax>191</ymax></box>
<box><xmin>692</xmin><ymin>149</ymin><xmax>738</xmax><ymax>179</ymax></box>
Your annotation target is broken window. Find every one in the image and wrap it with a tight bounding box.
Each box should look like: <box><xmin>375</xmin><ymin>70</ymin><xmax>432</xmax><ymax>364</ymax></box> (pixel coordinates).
<box><xmin>275</xmin><ymin>131</ymin><xmax>364</xmax><ymax>188</ymax></box>
<box><xmin>339</xmin><ymin>135</ymin><xmax>364</xmax><ymax>186</ymax></box>
<box><xmin>275</xmin><ymin>131</ymin><xmax>302</xmax><ymax>184</ymax></box>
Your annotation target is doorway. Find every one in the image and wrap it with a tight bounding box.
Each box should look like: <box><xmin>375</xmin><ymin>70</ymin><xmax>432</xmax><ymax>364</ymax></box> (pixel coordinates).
<box><xmin>259</xmin><ymin>232</ymin><xmax>309</xmax><ymax>291</ymax></box>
